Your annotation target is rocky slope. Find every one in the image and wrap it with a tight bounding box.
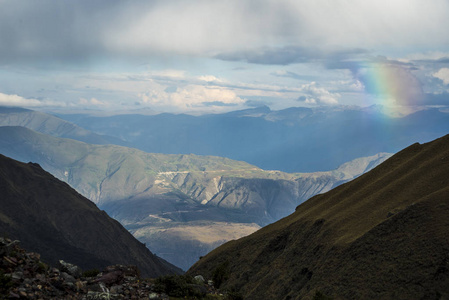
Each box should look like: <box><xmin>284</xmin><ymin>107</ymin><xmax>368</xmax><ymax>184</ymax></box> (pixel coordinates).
<box><xmin>0</xmin><ymin>237</ymin><xmax>222</xmax><ymax>299</ymax></box>
<box><xmin>0</xmin><ymin>154</ymin><xmax>181</xmax><ymax>277</ymax></box>
<box><xmin>0</xmin><ymin>126</ymin><xmax>391</xmax><ymax>270</ymax></box>
<box><xmin>188</xmin><ymin>134</ymin><xmax>449</xmax><ymax>299</ymax></box>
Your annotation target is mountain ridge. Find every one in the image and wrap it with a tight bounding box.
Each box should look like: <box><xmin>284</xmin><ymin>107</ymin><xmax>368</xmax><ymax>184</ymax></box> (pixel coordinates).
<box><xmin>55</xmin><ymin>105</ymin><xmax>449</xmax><ymax>172</ymax></box>
<box><xmin>0</xmin><ymin>125</ymin><xmax>391</xmax><ymax>270</ymax></box>
<box><xmin>0</xmin><ymin>153</ymin><xmax>182</xmax><ymax>277</ymax></box>
<box><xmin>188</xmin><ymin>133</ymin><xmax>449</xmax><ymax>299</ymax></box>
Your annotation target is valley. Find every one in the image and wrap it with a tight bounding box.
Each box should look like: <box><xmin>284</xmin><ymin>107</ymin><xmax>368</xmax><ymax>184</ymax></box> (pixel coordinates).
<box><xmin>0</xmin><ymin>112</ymin><xmax>391</xmax><ymax>269</ymax></box>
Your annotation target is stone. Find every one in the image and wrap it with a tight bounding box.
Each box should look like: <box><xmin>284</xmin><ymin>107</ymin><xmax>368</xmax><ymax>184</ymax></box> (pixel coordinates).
<box><xmin>11</xmin><ymin>271</ymin><xmax>23</xmax><ymax>280</ymax></box>
<box><xmin>94</xmin><ymin>270</ymin><xmax>124</xmax><ymax>286</ymax></box>
<box><xmin>19</xmin><ymin>290</ymin><xmax>28</xmax><ymax>297</ymax></box>
<box><xmin>110</xmin><ymin>284</ymin><xmax>123</xmax><ymax>294</ymax></box>
<box><xmin>61</xmin><ymin>272</ymin><xmax>76</xmax><ymax>283</ymax></box>
<box><xmin>58</xmin><ymin>260</ymin><xmax>82</xmax><ymax>277</ymax></box>
<box><xmin>194</xmin><ymin>275</ymin><xmax>205</xmax><ymax>283</ymax></box>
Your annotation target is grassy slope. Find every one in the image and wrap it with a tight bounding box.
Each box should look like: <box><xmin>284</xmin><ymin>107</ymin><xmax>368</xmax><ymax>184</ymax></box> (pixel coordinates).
<box><xmin>188</xmin><ymin>134</ymin><xmax>449</xmax><ymax>299</ymax></box>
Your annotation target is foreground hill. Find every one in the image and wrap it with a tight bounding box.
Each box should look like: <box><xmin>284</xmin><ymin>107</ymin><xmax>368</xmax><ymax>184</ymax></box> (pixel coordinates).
<box><xmin>0</xmin><ymin>126</ymin><xmax>390</xmax><ymax>269</ymax></box>
<box><xmin>0</xmin><ymin>154</ymin><xmax>181</xmax><ymax>277</ymax></box>
<box><xmin>57</xmin><ymin>105</ymin><xmax>449</xmax><ymax>172</ymax></box>
<box><xmin>188</xmin><ymin>134</ymin><xmax>449</xmax><ymax>299</ymax></box>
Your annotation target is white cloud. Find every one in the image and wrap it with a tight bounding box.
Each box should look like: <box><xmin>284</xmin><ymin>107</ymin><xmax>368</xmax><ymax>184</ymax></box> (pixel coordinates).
<box><xmin>402</xmin><ymin>51</ymin><xmax>449</xmax><ymax>62</ymax></box>
<box><xmin>298</xmin><ymin>82</ymin><xmax>340</xmax><ymax>105</ymax></box>
<box><xmin>139</xmin><ymin>84</ymin><xmax>245</xmax><ymax>112</ymax></box>
<box><xmin>433</xmin><ymin>68</ymin><xmax>449</xmax><ymax>85</ymax></box>
<box><xmin>79</xmin><ymin>97</ymin><xmax>107</xmax><ymax>106</ymax></box>
<box><xmin>0</xmin><ymin>92</ymin><xmax>62</xmax><ymax>107</ymax></box>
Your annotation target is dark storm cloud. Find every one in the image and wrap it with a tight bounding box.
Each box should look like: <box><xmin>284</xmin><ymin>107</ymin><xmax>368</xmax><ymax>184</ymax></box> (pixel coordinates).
<box><xmin>0</xmin><ymin>1</ymin><xmax>113</xmax><ymax>63</ymax></box>
<box><xmin>0</xmin><ymin>0</ymin><xmax>164</xmax><ymax>65</ymax></box>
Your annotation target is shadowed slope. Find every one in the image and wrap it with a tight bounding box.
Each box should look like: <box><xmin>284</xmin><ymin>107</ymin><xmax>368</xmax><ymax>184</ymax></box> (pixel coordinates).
<box><xmin>188</xmin><ymin>134</ymin><xmax>449</xmax><ymax>299</ymax></box>
<box><xmin>0</xmin><ymin>154</ymin><xmax>182</xmax><ymax>277</ymax></box>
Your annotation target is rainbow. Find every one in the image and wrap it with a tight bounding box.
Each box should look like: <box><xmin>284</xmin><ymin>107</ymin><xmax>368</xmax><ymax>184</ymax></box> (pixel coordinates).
<box><xmin>357</xmin><ymin>61</ymin><xmax>424</xmax><ymax>116</ymax></box>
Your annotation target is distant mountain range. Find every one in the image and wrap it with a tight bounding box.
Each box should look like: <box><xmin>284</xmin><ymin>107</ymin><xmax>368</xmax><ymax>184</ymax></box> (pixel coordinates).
<box><xmin>0</xmin><ymin>124</ymin><xmax>390</xmax><ymax>270</ymax></box>
<box><xmin>188</xmin><ymin>134</ymin><xmax>449</xmax><ymax>299</ymax></box>
<box><xmin>0</xmin><ymin>106</ymin><xmax>127</xmax><ymax>146</ymax></box>
<box><xmin>0</xmin><ymin>154</ymin><xmax>181</xmax><ymax>277</ymax></box>
<box><xmin>55</xmin><ymin>105</ymin><xmax>449</xmax><ymax>172</ymax></box>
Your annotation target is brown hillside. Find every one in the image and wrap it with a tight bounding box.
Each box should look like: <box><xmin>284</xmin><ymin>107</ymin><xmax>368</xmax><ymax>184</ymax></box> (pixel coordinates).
<box><xmin>188</xmin><ymin>134</ymin><xmax>449</xmax><ymax>299</ymax></box>
<box><xmin>0</xmin><ymin>154</ymin><xmax>182</xmax><ymax>277</ymax></box>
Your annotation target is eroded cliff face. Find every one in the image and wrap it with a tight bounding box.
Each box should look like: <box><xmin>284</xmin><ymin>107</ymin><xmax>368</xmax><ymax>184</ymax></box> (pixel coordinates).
<box><xmin>156</xmin><ymin>152</ymin><xmax>391</xmax><ymax>225</ymax></box>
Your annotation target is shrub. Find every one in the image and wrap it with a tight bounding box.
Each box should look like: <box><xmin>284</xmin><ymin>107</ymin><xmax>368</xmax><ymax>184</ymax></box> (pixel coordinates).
<box><xmin>0</xmin><ymin>270</ymin><xmax>13</xmax><ymax>296</ymax></box>
<box><xmin>212</xmin><ymin>260</ymin><xmax>230</xmax><ymax>288</ymax></box>
<box><xmin>313</xmin><ymin>290</ymin><xmax>333</xmax><ymax>300</ymax></box>
<box><xmin>154</xmin><ymin>275</ymin><xmax>203</xmax><ymax>298</ymax></box>
<box><xmin>82</xmin><ymin>268</ymin><xmax>100</xmax><ymax>278</ymax></box>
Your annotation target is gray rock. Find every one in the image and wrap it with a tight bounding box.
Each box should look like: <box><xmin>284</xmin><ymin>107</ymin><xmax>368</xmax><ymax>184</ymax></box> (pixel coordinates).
<box><xmin>58</xmin><ymin>260</ymin><xmax>82</xmax><ymax>277</ymax></box>
<box><xmin>194</xmin><ymin>275</ymin><xmax>205</xmax><ymax>283</ymax></box>
<box><xmin>11</xmin><ymin>271</ymin><xmax>23</xmax><ymax>280</ymax></box>
<box><xmin>61</xmin><ymin>271</ymin><xmax>76</xmax><ymax>283</ymax></box>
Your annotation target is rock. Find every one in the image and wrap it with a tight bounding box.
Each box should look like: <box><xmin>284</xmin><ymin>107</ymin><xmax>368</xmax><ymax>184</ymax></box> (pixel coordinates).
<box><xmin>11</xmin><ymin>271</ymin><xmax>23</xmax><ymax>280</ymax></box>
<box><xmin>194</xmin><ymin>275</ymin><xmax>205</xmax><ymax>283</ymax></box>
<box><xmin>0</xmin><ymin>236</ymin><xmax>222</xmax><ymax>299</ymax></box>
<box><xmin>58</xmin><ymin>260</ymin><xmax>82</xmax><ymax>277</ymax></box>
<box><xmin>94</xmin><ymin>270</ymin><xmax>124</xmax><ymax>286</ymax></box>
<box><xmin>110</xmin><ymin>284</ymin><xmax>123</xmax><ymax>294</ymax></box>
<box><xmin>61</xmin><ymin>272</ymin><xmax>76</xmax><ymax>283</ymax></box>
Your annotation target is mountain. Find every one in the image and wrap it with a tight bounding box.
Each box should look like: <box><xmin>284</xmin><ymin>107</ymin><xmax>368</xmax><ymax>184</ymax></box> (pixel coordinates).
<box><xmin>0</xmin><ymin>126</ymin><xmax>390</xmax><ymax>270</ymax></box>
<box><xmin>0</xmin><ymin>154</ymin><xmax>181</xmax><ymax>277</ymax></box>
<box><xmin>0</xmin><ymin>106</ymin><xmax>127</xmax><ymax>146</ymax></box>
<box><xmin>187</xmin><ymin>134</ymin><xmax>449</xmax><ymax>299</ymax></box>
<box><xmin>56</xmin><ymin>105</ymin><xmax>449</xmax><ymax>172</ymax></box>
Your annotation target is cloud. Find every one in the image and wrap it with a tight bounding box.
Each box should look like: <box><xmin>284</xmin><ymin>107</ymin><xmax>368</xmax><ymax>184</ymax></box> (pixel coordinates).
<box><xmin>79</xmin><ymin>97</ymin><xmax>107</xmax><ymax>106</ymax></box>
<box><xmin>297</xmin><ymin>82</ymin><xmax>340</xmax><ymax>105</ymax></box>
<box><xmin>2</xmin><ymin>1</ymin><xmax>449</xmax><ymax>64</ymax></box>
<box><xmin>355</xmin><ymin>63</ymin><xmax>424</xmax><ymax>106</ymax></box>
<box><xmin>138</xmin><ymin>84</ymin><xmax>245</xmax><ymax>112</ymax></box>
<box><xmin>0</xmin><ymin>92</ymin><xmax>62</xmax><ymax>107</ymax></box>
<box><xmin>433</xmin><ymin>68</ymin><xmax>449</xmax><ymax>85</ymax></box>
<box><xmin>271</xmin><ymin>70</ymin><xmax>319</xmax><ymax>81</ymax></box>
<box><xmin>215</xmin><ymin>46</ymin><xmax>367</xmax><ymax>65</ymax></box>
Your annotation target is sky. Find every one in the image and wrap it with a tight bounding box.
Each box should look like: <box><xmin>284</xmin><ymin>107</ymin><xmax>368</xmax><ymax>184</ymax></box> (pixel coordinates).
<box><xmin>1</xmin><ymin>0</ymin><xmax>449</xmax><ymax>115</ymax></box>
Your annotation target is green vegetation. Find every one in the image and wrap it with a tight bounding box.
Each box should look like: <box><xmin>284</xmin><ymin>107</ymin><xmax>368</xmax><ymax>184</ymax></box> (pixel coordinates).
<box><xmin>153</xmin><ymin>275</ymin><xmax>204</xmax><ymax>298</ymax></box>
<box><xmin>0</xmin><ymin>270</ymin><xmax>13</xmax><ymax>296</ymax></box>
<box><xmin>37</xmin><ymin>261</ymin><xmax>48</xmax><ymax>273</ymax></box>
<box><xmin>313</xmin><ymin>290</ymin><xmax>333</xmax><ymax>300</ymax></box>
<box><xmin>188</xmin><ymin>135</ymin><xmax>449</xmax><ymax>299</ymax></box>
<box><xmin>212</xmin><ymin>260</ymin><xmax>230</xmax><ymax>288</ymax></box>
<box><xmin>82</xmin><ymin>268</ymin><xmax>100</xmax><ymax>278</ymax></box>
